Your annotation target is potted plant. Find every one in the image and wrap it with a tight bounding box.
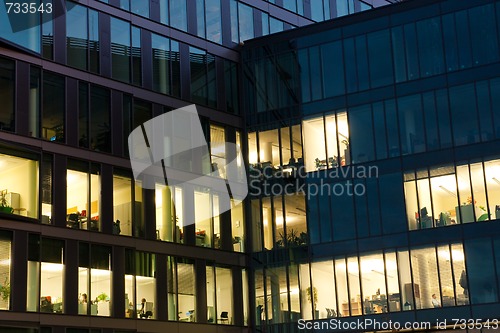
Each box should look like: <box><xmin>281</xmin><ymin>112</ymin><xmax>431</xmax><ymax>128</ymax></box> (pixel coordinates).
<box><xmin>0</xmin><ymin>278</ymin><xmax>10</xmax><ymax>302</ymax></box>
<box><xmin>306</xmin><ymin>286</ymin><xmax>319</xmax><ymax>318</ymax></box>
<box><xmin>96</xmin><ymin>292</ymin><xmax>108</xmax><ymax>302</ymax></box>
<box><xmin>0</xmin><ymin>190</ymin><xmax>13</xmax><ymax>214</ymax></box>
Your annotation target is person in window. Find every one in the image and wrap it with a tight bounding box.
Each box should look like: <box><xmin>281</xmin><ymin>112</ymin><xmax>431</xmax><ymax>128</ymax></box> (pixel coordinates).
<box><xmin>139</xmin><ymin>298</ymin><xmax>146</xmax><ymax>317</ymax></box>
<box><xmin>80</xmin><ymin>293</ymin><xmax>88</xmax><ymax>304</ymax></box>
<box><xmin>431</xmin><ymin>294</ymin><xmax>441</xmax><ymax>308</ymax></box>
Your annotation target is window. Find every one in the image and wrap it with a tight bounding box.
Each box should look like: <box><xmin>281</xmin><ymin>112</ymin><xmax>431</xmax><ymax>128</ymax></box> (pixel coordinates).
<box><xmin>125</xmin><ymin>251</ymin><xmax>156</xmax><ymax>319</ymax></box>
<box><xmin>177</xmin><ymin>259</ymin><xmax>196</xmax><ymax>322</ymax></box>
<box><xmin>111</xmin><ymin>18</ymin><xmax>131</xmax><ymax>83</ymax></box>
<box><xmin>197</xmin><ymin>0</ymin><xmax>222</xmax><ymax>44</ymax></box>
<box><xmin>67</xmin><ymin>161</ymin><xmax>101</xmax><ymax>231</ymax></box>
<box><xmin>0</xmin><ymin>232</ymin><xmax>12</xmax><ymax>310</ymax></box>
<box><xmin>152</xmin><ymin>34</ymin><xmax>180</xmax><ymax>96</ymax></box>
<box><xmin>66</xmin><ymin>2</ymin><xmax>99</xmax><ymax>72</ymax></box>
<box><xmin>210</xmin><ymin>125</ymin><xmax>226</xmax><ymax>178</ymax></box>
<box><xmin>0</xmin><ymin>0</ymin><xmax>41</xmax><ymax>52</ymax></box>
<box><xmin>302</xmin><ymin>112</ymin><xmax>349</xmax><ymax>172</ymax></box>
<box><xmin>237</xmin><ymin>2</ymin><xmax>254</xmax><ymax>42</ymax></box>
<box><xmin>27</xmin><ymin>234</ymin><xmax>39</xmax><ymax>312</ymax></box>
<box><xmin>0</xmin><ymin>151</ymin><xmax>39</xmax><ymax>219</ymax></box>
<box><xmin>40</xmin><ymin>238</ymin><xmax>64</xmax><ymax>314</ymax></box>
<box><xmin>190</xmin><ymin>47</ymin><xmax>217</xmax><ymax>107</ymax></box>
<box><xmin>113</xmin><ymin>170</ymin><xmax>133</xmax><ymax>236</ymax></box>
<box><xmin>42</xmin><ymin>72</ymin><xmax>65</xmax><ymax>142</ymax></box>
<box><xmin>131</xmin><ymin>0</ymin><xmax>149</xmax><ymax>17</ymax></box>
<box><xmin>170</xmin><ymin>0</ymin><xmax>187</xmax><ymax>31</ymax></box>
<box><xmin>0</xmin><ymin>57</ymin><xmax>14</xmax><ymax>132</ymax></box>
<box><xmin>405</xmin><ymin>159</ymin><xmax>500</xmax><ymax>230</ymax></box>
<box><xmin>155</xmin><ymin>184</ymin><xmax>175</xmax><ymax>242</ymax></box>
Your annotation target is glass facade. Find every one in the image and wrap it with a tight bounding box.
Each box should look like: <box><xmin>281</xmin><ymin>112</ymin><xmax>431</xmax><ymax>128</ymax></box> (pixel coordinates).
<box><xmin>1</xmin><ymin>0</ymin><xmax>500</xmax><ymax>332</ymax></box>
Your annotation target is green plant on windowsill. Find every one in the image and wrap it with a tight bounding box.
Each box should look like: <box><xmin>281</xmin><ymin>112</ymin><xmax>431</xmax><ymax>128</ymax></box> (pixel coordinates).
<box><xmin>0</xmin><ymin>190</ymin><xmax>13</xmax><ymax>214</ymax></box>
<box><xmin>96</xmin><ymin>292</ymin><xmax>108</xmax><ymax>303</ymax></box>
<box><xmin>0</xmin><ymin>278</ymin><xmax>10</xmax><ymax>301</ymax></box>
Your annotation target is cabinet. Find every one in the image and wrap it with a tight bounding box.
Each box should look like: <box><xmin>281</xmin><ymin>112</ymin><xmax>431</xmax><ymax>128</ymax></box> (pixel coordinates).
<box><xmin>341</xmin><ymin>300</ymin><xmax>361</xmax><ymax>316</ymax></box>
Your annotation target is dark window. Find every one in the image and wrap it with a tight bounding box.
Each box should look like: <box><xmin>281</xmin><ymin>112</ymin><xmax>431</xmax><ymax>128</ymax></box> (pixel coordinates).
<box><xmin>42</xmin><ymin>72</ymin><xmax>65</xmax><ymax>142</ymax></box>
<box><xmin>321</xmin><ymin>41</ymin><xmax>345</xmax><ymax>98</ymax></box>
<box><xmin>90</xmin><ymin>86</ymin><xmax>111</xmax><ymax>152</ymax></box>
<box><xmin>79</xmin><ymin>83</ymin><xmax>89</xmax><ymax>148</ymax></box>
<box><xmin>0</xmin><ymin>57</ymin><xmax>14</xmax><ymax>132</ymax></box>
<box><xmin>465</xmin><ymin>238</ymin><xmax>498</xmax><ymax>304</ymax></box>
<box><xmin>469</xmin><ymin>4</ymin><xmax>498</xmax><ymax>66</ymax></box>
<box><xmin>449</xmin><ymin>83</ymin><xmax>479</xmax><ymax>146</ymax></box>
<box><xmin>397</xmin><ymin>94</ymin><xmax>424</xmax><ymax>155</ymax></box>
<box><xmin>416</xmin><ymin>17</ymin><xmax>444</xmax><ymax>77</ymax></box>
<box><xmin>111</xmin><ymin>17</ymin><xmax>131</xmax><ymax>83</ymax></box>
<box><xmin>349</xmin><ymin>104</ymin><xmax>375</xmax><ymax>163</ymax></box>
<box><xmin>367</xmin><ymin>29</ymin><xmax>393</xmax><ymax>87</ymax></box>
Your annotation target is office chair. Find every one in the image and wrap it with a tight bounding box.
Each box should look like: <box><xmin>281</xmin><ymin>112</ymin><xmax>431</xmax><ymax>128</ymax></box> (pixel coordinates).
<box><xmin>219</xmin><ymin>311</ymin><xmax>229</xmax><ymax>324</ymax></box>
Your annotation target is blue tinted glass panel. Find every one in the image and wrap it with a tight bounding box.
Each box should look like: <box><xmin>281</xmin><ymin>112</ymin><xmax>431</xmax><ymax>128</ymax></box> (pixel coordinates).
<box><xmin>335</xmin><ymin>0</ymin><xmax>348</xmax><ymax>17</ymax></box>
<box><xmin>449</xmin><ymin>83</ymin><xmax>479</xmax><ymax>146</ymax></box>
<box><xmin>89</xmin><ymin>10</ymin><xmax>99</xmax><ymax>74</ymax></box>
<box><xmin>270</xmin><ymin>17</ymin><xmax>283</xmax><ymax>34</ymax></box>
<box><xmin>196</xmin><ymin>0</ymin><xmax>205</xmax><ymax>39</ymax></box>
<box><xmin>170</xmin><ymin>0</ymin><xmax>187</xmax><ymax>31</ymax></box>
<box><xmin>42</xmin><ymin>8</ymin><xmax>53</xmax><ymax>59</ymax></box>
<box><xmin>309</xmin><ymin>46</ymin><xmax>322</xmax><ymax>101</ymax></box>
<box><xmin>379</xmin><ymin>173</ymin><xmax>406</xmax><ymax>234</ymax></box>
<box><xmin>207</xmin><ymin>53</ymin><xmax>216</xmax><ymax>108</ymax></box>
<box><xmin>0</xmin><ymin>0</ymin><xmax>41</xmax><ymax>53</ymax></box>
<box><xmin>131</xmin><ymin>0</ymin><xmax>149</xmax><ymax>17</ymax></box>
<box><xmin>367</xmin><ymin>178</ymin><xmax>381</xmax><ymax>236</ymax></box>
<box><xmin>442</xmin><ymin>13</ymin><xmax>459</xmax><ymax>72</ymax></box>
<box><xmin>367</xmin><ymin>29</ymin><xmax>393</xmax><ymax>88</ymax></box>
<box><xmin>343</xmin><ymin>38</ymin><xmax>357</xmax><ymax>93</ymax></box>
<box><xmin>372</xmin><ymin>102</ymin><xmax>387</xmax><ymax>159</ymax></box>
<box><xmin>476</xmin><ymin>81</ymin><xmax>494</xmax><ymax>142</ymax></box>
<box><xmin>111</xmin><ymin>18</ymin><xmax>130</xmax><ymax>83</ymax></box>
<box><xmin>205</xmin><ymin>0</ymin><xmax>221</xmax><ymax>44</ymax></box>
<box><xmin>321</xmin><ymin>41</ymin><xmax>345</xmax><ymax>98</ymax></box>
<box><xmin>391</xmin><ymin>26</ymin><xmax>407</xmax><ymax>83</ymax></box>
<box><xmin>298</xmin><ymin>49</ymin><xmax>311</xmax><ymax>103</ymax></box>
<box><xmin>469</xmin><ymin>4</ymin><xmax>499</xmax><ymax>66</ymax></box>
<box><xmin>416</xmin><ymin>17</ymin><xmax>444</xmax><ymax>77</ymax></box>
<box><xmin>239</xmin><ymin>3</ymin><xmax>254</xmax><ymax>41</ymax></box>
<box><xmin>354</xmin><ymin>179</ymin><xmax>368</xmax><ymax>238</ymax></box>
<box><xmin>422</xmin><ymin>92</ymin><xmax>439</xmax><ymax>150</ymax></box>
<box><xmin>331</xmin><ymin>181</ymin><xmax>355</xmax><ymax>241</ymax></box>
<box><xmin>152</xmin><ymin>33</ymin><xmax>171</xmax><ymax>94</ymax></box>
<box><xmin>311</xmin><ymin>0</ymin><xmax>324</xmax><ymax>21</ymax></box>
<box><xmin>464</xmin><ymin>238</ymin><xmax>498</xmax><ymax>304</ymax></box>
<box><xmin>283</xmin><ymin>0</ymin><xmax>296</xmax><ymax>12</ymax></box>
<box><xmin>261</xmin><ymin>12</ymin><xmax>269</xmax><ymax>36</ymax></box>
<box><xmin>66</xmin><ymin>2</ymin><xmax>87</xmax><ymax>70</ymax></box>
<box><xmin>319</xmin><ymin>192</ymin><xmax>332</xmax><ymax>243</ymax></box>
<box><xmin>404</xmin><ymin>23</ymin><xmax>419</xmax><ymax>80</ymax></box>
<box><xmin>398</xmin><ymin>94</ymin><xmax>425</xmax><ymax>155</ymax></box>
<box><xmin>230</xmin><ymin>0</ymin><xmax>239</xmax><ymax>42</ymax></box>
<box><xmin>307</xmin><ymin>188</ymin><xmax>320</xmax><ymax>244</ymax></box>
<box><xmin>385</xmin><ymin>100</ymin><xmax>400</xmax><ymax>157</ymax></box>
<box><xmin>349</xmin><ymin>104</ymin><xmax>375</xmax><ymax>163</ymax></box>
<box><xmin>159</xmin><ymin>0</ymin><xmax>169</xmax><ymax>24</ymax></box>
<box><xmin>355</xmin><ymin>35</ymin><xmax>369</xmax><ymax>91</ymax></box>
<box><xmin>131</xmin><ymin>27</ymin><xmax>142</xmax><ymax>86</ymax></box>
<box><xmin>491</xmin><ymin>78</ymin><xmax>500</xmax><ymax>139</ymax></box>
<box><xmin>455</xmin><ymin>10</ymin><xmax>472</xmax><ymax>69</ymax></box>
<box><xmin>435</xmin><ymin>89</ymin><xmax>452</xmax><ymax>148</ymax></box>
<box><xmin>120</xmin><ymin>0</ymin><xmax>130</xmax><ymax>11</ymax></box>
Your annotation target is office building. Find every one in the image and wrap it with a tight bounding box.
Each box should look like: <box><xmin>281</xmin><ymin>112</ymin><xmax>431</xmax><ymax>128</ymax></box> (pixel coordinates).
<box><xmin>243</xmin><ymin>0</ymin><xmax>500</xmax><ymax>332</ymax></box>
<box><xmin>3</xmin><ymin>0</ymin><xmax>499</xmax><ymax>333</ymax></box>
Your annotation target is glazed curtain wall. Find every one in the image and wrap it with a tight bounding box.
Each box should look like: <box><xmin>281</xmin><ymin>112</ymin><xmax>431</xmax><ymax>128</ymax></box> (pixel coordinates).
<box><xmin>245</xmin><ymin>1</ymin><xmax>500</xmax><ymax>113</ymax></box>
<box><xmin>256</xmin><ymin>238</ymin><xmax>500</xmax><ymax>324</ymax></box>
<box><xmin>19</xmin><ymin>237</ymin><xmax>246</xmax><ymax>324</ymax></box>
